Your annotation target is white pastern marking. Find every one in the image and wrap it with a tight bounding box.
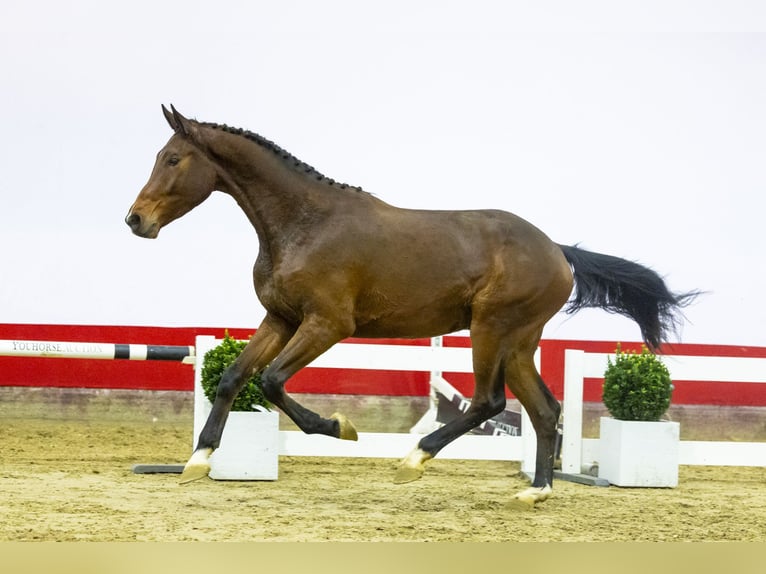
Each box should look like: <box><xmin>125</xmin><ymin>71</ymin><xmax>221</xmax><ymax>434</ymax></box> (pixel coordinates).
<box><xmin>187</xmin><ymin>448</ymin><xmax>212</xmax><ymax>467</ymax></box>
<box><xmin>515</xmin><ymin>484</ymin><xmax>552</xmax><ymax>503</ymax></box>
<box><xmin>400</xmin><ymin>447</ymin><xmax>430</xmax><ymax>468</ymax></box>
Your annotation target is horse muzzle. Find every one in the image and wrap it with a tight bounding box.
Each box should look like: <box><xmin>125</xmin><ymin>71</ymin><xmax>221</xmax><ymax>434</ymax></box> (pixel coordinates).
<box><xmin>125</xmin><ymin>212</ymin><xmax>159</xmax><ymax>239</ymax></box>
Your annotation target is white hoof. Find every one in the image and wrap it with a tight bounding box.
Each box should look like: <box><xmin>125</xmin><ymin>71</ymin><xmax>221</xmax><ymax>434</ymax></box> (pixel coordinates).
<box><xmin>394</xmin><ymin>447</ymin><xmax>432</xmax><ymax>484</ymax></box>
<box><xmin>508</xmin><ymin>484</ymin><xmax>552</xmax><ymax>510</ymax></box>
<box><xmin>179</xmin><ymin>448</ymin><xmax>212</xmax><ymax>484</ymax></box>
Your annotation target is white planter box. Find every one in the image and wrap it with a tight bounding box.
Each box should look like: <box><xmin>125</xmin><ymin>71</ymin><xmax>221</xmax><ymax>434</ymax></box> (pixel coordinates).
<box><xmin>598</xmin><ymin>417</ymin><xmax>680</xmax><ymax>487</ymax></box>
<box><xmin>209</xmin><ymin>410</ymin><xmax>279</xmax><ymax>481</ymax></box>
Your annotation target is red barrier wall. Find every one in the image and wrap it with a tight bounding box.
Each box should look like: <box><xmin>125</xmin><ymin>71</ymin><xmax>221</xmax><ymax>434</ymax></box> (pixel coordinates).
<box><xmin>1</xmin><ymin>324</ymin><xmax>765</xmax><ymax>406</ymax></box>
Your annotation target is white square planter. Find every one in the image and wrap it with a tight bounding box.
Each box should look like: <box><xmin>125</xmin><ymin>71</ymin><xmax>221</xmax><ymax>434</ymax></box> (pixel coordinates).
<box><xmin>598</xmin><ymin>417</ymin><xmax>680</xmax><ymax>487</ymax></box>
<box><xmin>209</xmin><ymin>410</ymin><xmax>279</xmax><ymax>481</ymax></box>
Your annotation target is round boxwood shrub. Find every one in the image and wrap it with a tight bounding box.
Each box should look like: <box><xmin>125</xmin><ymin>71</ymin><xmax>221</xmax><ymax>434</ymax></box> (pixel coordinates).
<box><xmin>200</xmin><ymin>332</ymin><xmax>271</xmax><ymax>412</ymax></box>
<box><xmin>602</xmin><ymin>345</ymin><xmax>673</xmax><ymax>421</ymax></box>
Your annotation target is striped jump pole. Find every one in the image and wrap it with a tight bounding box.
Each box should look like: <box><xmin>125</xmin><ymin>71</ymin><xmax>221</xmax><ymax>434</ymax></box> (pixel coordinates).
<box><xmin>1</xmin><ymin>337</ymin><xmax>196</xmax><ymax>475</ymax></box>
<box><xmin>0</xmin><ymin>339</ymin><xmax>195</xmax><ymax>363</ymax></box>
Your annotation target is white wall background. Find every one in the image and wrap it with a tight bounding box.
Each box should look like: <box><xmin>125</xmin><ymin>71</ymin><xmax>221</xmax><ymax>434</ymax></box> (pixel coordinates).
<box><xmin>1</xmin><ymin>1</ymin><xmax>765</xmax><ymax>346</ymax></box>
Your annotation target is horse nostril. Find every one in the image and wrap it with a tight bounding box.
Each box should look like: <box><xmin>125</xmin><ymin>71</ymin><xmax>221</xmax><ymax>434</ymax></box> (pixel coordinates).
<box><xmin>125</xmin><ymin>212</ymin><xmax>141</xmax><ymax>231</ymax></box>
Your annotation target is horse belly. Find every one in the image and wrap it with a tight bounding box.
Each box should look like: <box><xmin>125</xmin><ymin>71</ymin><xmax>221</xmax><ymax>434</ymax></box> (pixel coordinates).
<box><xmin>352</xmin><ymin>296</ymin><xmax>471</xmax><ymax>339</ymax></box>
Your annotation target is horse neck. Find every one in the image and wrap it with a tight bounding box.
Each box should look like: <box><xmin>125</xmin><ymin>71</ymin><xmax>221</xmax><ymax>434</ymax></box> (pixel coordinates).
<box><xmin>202</xmin><ymin>128</ymin><xmax>339</xmax><ymax>246</ymax></box>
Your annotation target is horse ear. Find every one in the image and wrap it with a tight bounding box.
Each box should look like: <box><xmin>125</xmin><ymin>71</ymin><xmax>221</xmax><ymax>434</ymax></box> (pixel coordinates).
<box><xmin>162</xmin><ymin>104</ymin><xmax>178</xmax><ymax>131</ymax></box>
<box><xmin>170</xmin><ymin>104</ymin><xmax>194</xmax><ymax>138</ymax></box>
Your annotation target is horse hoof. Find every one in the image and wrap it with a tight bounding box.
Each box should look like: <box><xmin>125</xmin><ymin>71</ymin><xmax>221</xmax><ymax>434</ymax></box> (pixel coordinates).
<box><xmin>507</xmin><ymin>484</ymin><xmax>552</xmax><ymax>510</ymax></box>
<box><xmin>330</xmin><ymin>412</ymin><xmax>358</xmax><ymax>441</ymax></box>
<box><xmin>393</xmin><ymin>465</ymin><xmax>424</xmax><ymax>484</ymax></box>
<box><xmin>506</xmin><ymin>494</ymin><xmax>536</xmax><ymax>511</ymax></box>
<box><xmin>179</xmin><ymin>448</ymin><xmax>212</xmax><ymax>484</ymax></box>
<box><xmin>393</xmin><ymin>447</ymin><xmax>432</xmax><ymax>484</ymax></box>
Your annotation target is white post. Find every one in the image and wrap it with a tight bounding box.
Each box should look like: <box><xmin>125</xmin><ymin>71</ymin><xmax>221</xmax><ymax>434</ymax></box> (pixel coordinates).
<box><xmin>520</xmin><ymin>407</ymin><xmax>537</xmax><ymax>476</ymax></box>
<box><xmin>408</xmin><ymin>336</ymin><xmax>443</xmax><ymax>433</ymax></box>
<box><xmin>192</xmin><ymin>335</ymin><xmax>218</xmax><ymax>451</ymax></box>
<box><xmin>561</xmin><ymin>349</ymin><xmax>585</xmax><ymax>474</ymax></box>
<box><xmin>429</xmin><ymin>336</ymin><xmax>443</xmax><ymax>410</ymax></box>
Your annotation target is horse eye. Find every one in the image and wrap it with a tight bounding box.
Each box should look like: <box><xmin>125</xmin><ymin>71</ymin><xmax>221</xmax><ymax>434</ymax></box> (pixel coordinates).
<box><xmin>167</xmin><ymin>155</ymin><xmax>180</xmax><ymax>166</ymax></box>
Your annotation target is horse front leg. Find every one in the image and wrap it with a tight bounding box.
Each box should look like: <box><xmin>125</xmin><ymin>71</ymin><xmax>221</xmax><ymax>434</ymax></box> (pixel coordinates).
<box><xmin>180</xmin><ymin>316</ymin><xmax>294</xmax><ymax>484</ymax></box>
<box><xmin>258</xmin><ymin>315</ymin><xmax>358</xmax><ymax>441</ymax></box>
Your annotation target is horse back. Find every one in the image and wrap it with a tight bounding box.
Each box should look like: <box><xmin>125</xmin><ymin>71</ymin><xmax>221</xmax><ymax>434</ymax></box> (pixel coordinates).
<box><xmin>255</xmin><ymin>201</ymin><xmax>571</xmax><ymax>338</ymax></box>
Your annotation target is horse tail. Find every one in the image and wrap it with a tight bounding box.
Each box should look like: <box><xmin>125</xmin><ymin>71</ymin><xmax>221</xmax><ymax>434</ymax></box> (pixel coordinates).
<box><xmin>557</xmin><ymin>244</ymin><xmax>700</xmax><ymax>352</ymax></box>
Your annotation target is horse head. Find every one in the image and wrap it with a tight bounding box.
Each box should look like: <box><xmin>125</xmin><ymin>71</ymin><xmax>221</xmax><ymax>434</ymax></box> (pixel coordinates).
<box><xmin>125</xmin><ymin>105</ymin><xmax>217</xmax><ymax>238</ymax></box>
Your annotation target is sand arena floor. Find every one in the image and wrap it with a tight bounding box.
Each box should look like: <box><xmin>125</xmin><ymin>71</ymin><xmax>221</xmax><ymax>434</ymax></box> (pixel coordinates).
<box><xmin>1</xmin><ymin>388</ymin><xmax>765</xmax><ymax>542</ymax></box>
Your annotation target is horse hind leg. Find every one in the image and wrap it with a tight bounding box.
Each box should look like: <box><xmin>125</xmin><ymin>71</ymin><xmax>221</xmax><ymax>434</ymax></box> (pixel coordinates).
<box><xmin>395</xmin><ymin>326</ymin><xmax>508</xmax><ymax>484</ymax></box>
<box><xmin>395</xmin><ymin>376</ymin><xmax>506</xmax><ymax>484</ymax></box>
<box><xmin>505</xmin><ymin>346</ymin><xmax>562</xmax><ymax>509</ymax></box>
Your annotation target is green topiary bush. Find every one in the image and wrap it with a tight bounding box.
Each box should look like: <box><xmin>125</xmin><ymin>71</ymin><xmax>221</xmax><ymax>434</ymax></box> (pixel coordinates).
<box><xmin>602</xmin><ymin>345</ymin><xmax>673</xmax><ymax>421</ymax></box>
<box><xmin>200</xmin><ymin>332</ymin><xmax>272</xmax><ymax>412</ymax></box>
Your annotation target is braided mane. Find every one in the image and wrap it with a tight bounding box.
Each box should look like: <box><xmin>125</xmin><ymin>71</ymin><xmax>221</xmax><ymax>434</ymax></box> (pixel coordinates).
<box><xmin>201</xmin><ymin>122</ymin><xmax>364</xmax><ymax>192</ymax></box>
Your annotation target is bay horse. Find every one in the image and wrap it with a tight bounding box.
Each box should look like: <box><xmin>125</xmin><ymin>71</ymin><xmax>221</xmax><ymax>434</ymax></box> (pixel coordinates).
<box><xmin>126</xmin><ymin>105</ymin><xmax>697</xmax><ymax>507</ymax></box>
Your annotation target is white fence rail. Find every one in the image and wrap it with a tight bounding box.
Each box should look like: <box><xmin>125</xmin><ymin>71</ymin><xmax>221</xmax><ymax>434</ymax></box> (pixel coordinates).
<box><xmin>195</xmin><ymin>337</ymin><xmax>766</xmax><ymax>473</ymax></box>
<box><xmin>193</xmin><ymin>336</ymin><xmax>539</xmax><ymax>471</ymax></box>
<box><xmin>561</xmin><ymin>350</ymin><xmax>766</xmax><ymax>472</ymax></box>
<box><xmin>4</xmin><ymin>334</ymin><xmax>763</xmax><ymax>474</ymax></box>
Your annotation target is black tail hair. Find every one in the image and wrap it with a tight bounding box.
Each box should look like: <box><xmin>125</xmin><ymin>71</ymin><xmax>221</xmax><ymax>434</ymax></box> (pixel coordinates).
<box><xmin>558</xmin><ymin>244</ymin><xmax>700</xmax><ymax>352</ymax></box>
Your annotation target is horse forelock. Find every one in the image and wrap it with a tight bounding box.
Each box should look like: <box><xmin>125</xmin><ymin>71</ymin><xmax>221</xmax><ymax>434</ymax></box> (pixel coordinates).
<box><xmin>197</xmin><ymin>121</ymin><xmax>364</xmax><ymax>192</ymax></box>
